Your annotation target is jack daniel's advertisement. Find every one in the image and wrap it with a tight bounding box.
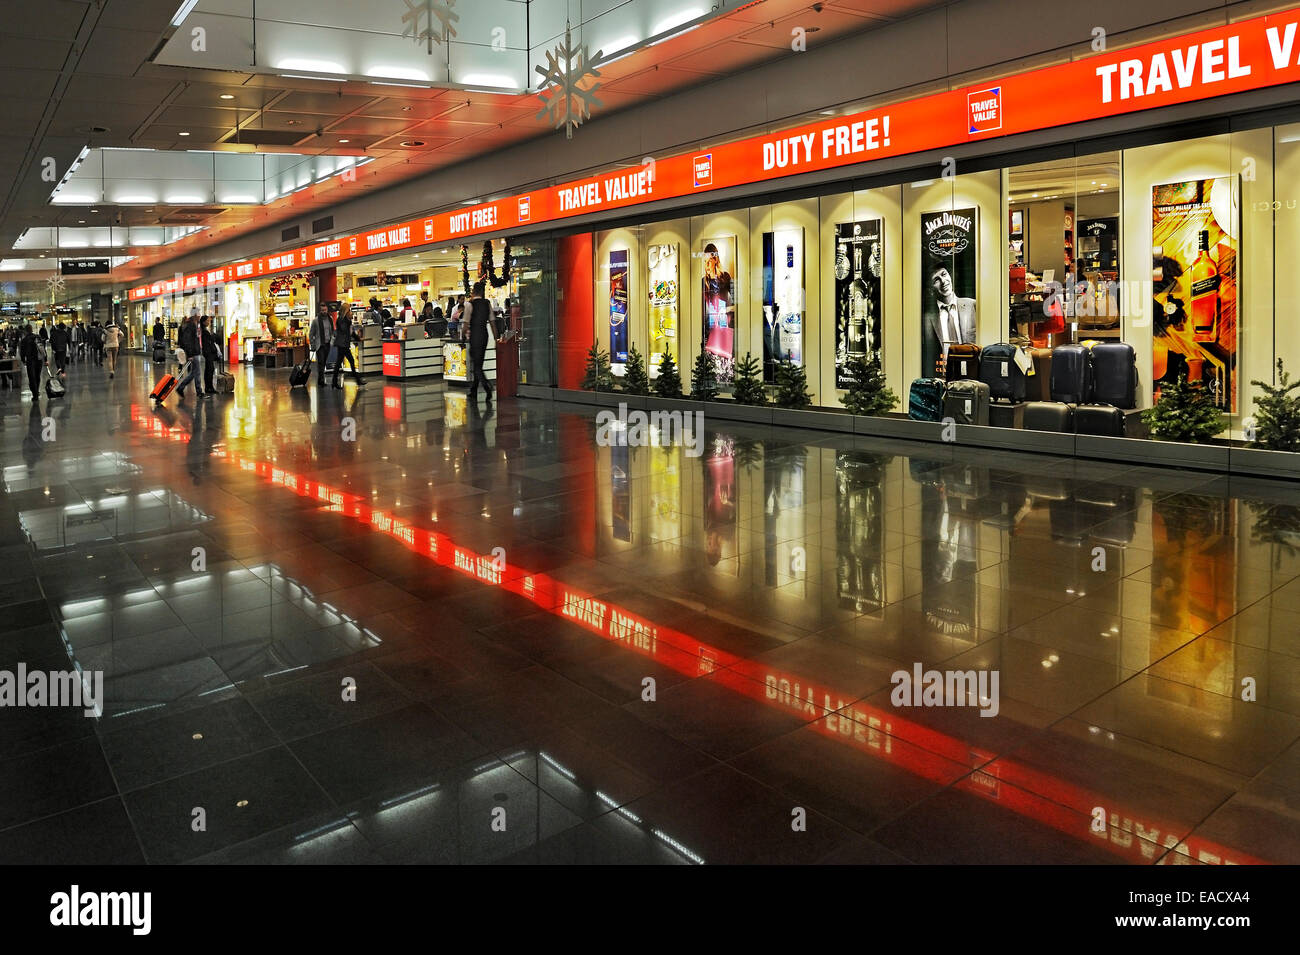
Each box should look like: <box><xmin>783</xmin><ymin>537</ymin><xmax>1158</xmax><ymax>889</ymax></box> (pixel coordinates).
<box><xmin>834</xmin><ymin>220</ymin><xmax>883</xmax><ymax>389</ymax></box>
<box><xmin>920</xmin><ymin>208</ymin><xmax>977</xmax><ymax>378</ymax></box>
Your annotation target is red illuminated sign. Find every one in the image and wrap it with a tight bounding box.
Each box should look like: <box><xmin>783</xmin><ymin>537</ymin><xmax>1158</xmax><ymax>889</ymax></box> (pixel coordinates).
<box><xmin>382</xmin><ymin>342</ymin><xmax>402</xmax><ymax>375</ymax></box>
<box><xmin>125</xmin><ymin>4</ymin><xmax>1300</xmax><ymax>302</ymax></box>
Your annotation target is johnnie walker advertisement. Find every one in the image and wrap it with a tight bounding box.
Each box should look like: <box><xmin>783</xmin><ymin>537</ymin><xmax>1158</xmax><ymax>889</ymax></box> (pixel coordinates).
<box><xmin>700</xmin><ymin>236</ymin><xmax>737</xmax><ymax>384</ymax></box>
<box><xmin>834</xmin><ymin>220</ymin><xmax>883</xmax><ymax>389</ymax></box>
<box><xmin>920</xmin><ymin>208</ymin><xmax>978</xmax><ymax>378</ymax></box>
<box><xmin>1151</xmin><ymin>177</ymin><xmax>1239</xmax><ymax>412</ymax></box>
<box><xmin>647</xmin><ymin>243</ymin><xmax>678</xmax><ymax>377</ymax></box>
<box><xmin>609</xmin><ymin>249</ymin><xmax>629</xmax><ymax>365</ymax></box>
<box><xmin>762</xmin><ymin>229</ymin><xmax>804</xmax><ymax>384</ymax></box>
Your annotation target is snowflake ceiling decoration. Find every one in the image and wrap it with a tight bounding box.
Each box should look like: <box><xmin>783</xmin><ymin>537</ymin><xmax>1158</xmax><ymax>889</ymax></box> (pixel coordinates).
<box><xmin>46</xmin><ymin>274</ymin><xmax>66</xmax><ymax>301</ymax></box>
<box><xmin>535</xmin><ymin>25</ymin><xmax>604</xmax><ymax>140</ymax></box>
<box><xmin>401</xmin><ymin>0</ymin><xmax>459</xmax><ymax>55</ymax></box>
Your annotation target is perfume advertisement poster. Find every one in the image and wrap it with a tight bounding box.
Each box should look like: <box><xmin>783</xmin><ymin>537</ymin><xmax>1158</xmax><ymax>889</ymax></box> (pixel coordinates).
<box><xmin>761</xmin><ymin>229</ymin><xmax>804</xmax><ymax>384</ymax></box>
<box><xmin>647</xmin><ymin>243</ymin><xmax>678</xmax><ymax>377</ymax></box>
<box><xmin>1151</xmin><ymin>177</ymin><xmax>1238</xmax><ymax>412</ymax></box>
<box><xmin>700</xmin><ymin>236</ymin><xmax>736</xmax><ymax>384</ymax></box>
<box><xmin>920</xmin><ymin>208</ymin><xmax>977</xmax><ymax>378</ymax></box>
<box><xmin>609</xmin><ymin>249</ymin><xmax>629</xmax><ymax>365</ymax></box>
<box><xmin>834</xmin><ymin>220</ymin><xmax>883</xmax><ymax>389</ymax></box>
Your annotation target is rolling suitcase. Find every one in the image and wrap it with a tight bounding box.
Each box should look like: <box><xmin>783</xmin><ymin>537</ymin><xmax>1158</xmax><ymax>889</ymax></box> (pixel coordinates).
<box><xmin>1050</xmin><ymin>344</ymin><xmax>1093</xmax><ymax>404</ymax></box>
<box><xmin>1074</xmin><ymin>403</ymin><xmax>1125</xmax><ymax>437</ymax></box>
<box><xmin>945</xmin><ymin>343</ymin><xmax>982</xmax><ymax>382</ymax></box>
<box><xmin>942</xmin><ymin>379</ymin><xmax>991</xmax><ymax>425</ymax></box>
<box><xmin>213</xmin><ymin>370</ymin><xmax>235</xmax><ymax>395</ymax></box>
<box><xmin>151</xmin><ymin>373</ymin><xmax>178</xmax><ymax>404</ymax></box>
<box><xmin>979</xmin><ymin>343</ymin><xmax>1027</xmax><ymax>402</ymax></box>
<box><xmin>45</xmin><ymin>373</ymin><xmax>66</xmax><ymax>399</ymax></box>
<box><xmin>908</xmin><ymin>378</ymin><xmax>946</xmax><ymax>422</ymax></box>
<box><xmin>1024</xmin><ymin>401</ymin><xmax>1074</xmax><ymax>432</ymax></box>
<box><xmin>1028</xmin><ymin>348</ymin><xmax>1053</xmax><ymax>400</ymax></box>
<box><xmin>1091</xmin><ymin>341</ymin><xmax>1138</xmax><ymax>409</ymax></box>
<box><xmin>152</xmin><ymin>343</ymin><xmax>166</xmax><ymax>363</ymax></box>
<box><xmin>289</xmin><ymin>360</ymin><xmax>312</xmax><ymax>388</ymax></box>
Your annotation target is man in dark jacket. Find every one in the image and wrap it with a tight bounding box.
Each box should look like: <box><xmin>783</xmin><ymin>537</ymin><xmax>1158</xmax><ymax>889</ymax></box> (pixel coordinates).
<box><xmin>50</xmin><ymin>322</ymin><xmax>69</xmax><ymax>375</ymax></box>
<box><xmin>18</xmin><ymin>325</ymin><xmax>42</xmax><ymax>397</ymax></box>
<box><xmin>176</xmin><ymin>314</ymin><xmax>205</xmax><ymax>398</ymax></box>
<box><xmin>466</xmin><ymin>281</ymin><xmax>493</xmax><ymax>404</ymax></box>
<box><xmin>200</xmin><ymin>315</ymin><xmax>221</xmax><ymax>396</ymax></box>
<box><xmin>331</xmin><ymin>306</ymin><xmax>363</xmax><ymax>389</ymax></box>
<box><xmin>309</xmin><ymin>305</ymin><xmax>334</xmax><ymax>387</ymax></box>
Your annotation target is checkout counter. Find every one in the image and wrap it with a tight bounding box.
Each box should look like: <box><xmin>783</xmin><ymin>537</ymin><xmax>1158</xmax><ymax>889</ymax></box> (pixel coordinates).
<box><xmin>380</xmin><ymin>322</ymin><xmax>443</xmax><ymax>379</ymax></box>
<box><xmin>354</xmin><ymin>321</ymin><xmax>384</xmax><ymax>376</ymax></box>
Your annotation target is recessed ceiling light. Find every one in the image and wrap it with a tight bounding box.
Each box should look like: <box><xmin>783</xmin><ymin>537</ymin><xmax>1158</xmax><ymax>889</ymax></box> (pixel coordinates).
<box><xmin>178</xmin><ymin>131</ymin><xmax>190</xmax><ymax>136</ymax></box>
<box><xmin>219</xmin><ymin>93</ymin><xmax>235</xmax><ymax>100</ymax></box>
<box><xmin>399</xmin><ymin>140</ymin><xmax>426</xmax><ymax>147</ymax></box>
<box><xmin>400</xmin><ymin>106</ymin><xmax>413</xmax><ymax>112</ymax></box>
<box><xmin>78</xmin><ymin>220</ymin><xmax>85</xmax><ymax>224</ymax></box>
<box><xmin>338</xmin><ymin>138</ymin><xmax>350</xmax><ymax>143</ymax></box>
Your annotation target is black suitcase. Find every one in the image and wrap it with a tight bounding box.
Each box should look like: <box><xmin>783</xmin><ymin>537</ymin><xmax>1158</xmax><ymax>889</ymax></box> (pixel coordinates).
<box><xmin>1090</xmin><ymin>341</ymin><xmax>1137</xmax><ymax>409</ymax></box>
<box><xmin>1050</xmin><ymin>344</ymin><xmax>1093</xmax><ymax>404</ymax></box>
<box><xmin>942</xmin><ymin>379</ymin><xmax>991</xmax><ymax>425</ymax></box>
<box><xmin>1024</xmin><ymin>401</ymin><xmax>1074</xmax><ymax>432</ymax></box>
<box><xmin>152</xmin><ymin>343</ymin><xmax>166</xmax><ymax>363</ymax></box>
<box><xmin>1074</xmin><ymin>403</ymin><xmax>1125</xmax><ymax>437</ymax></box>
<box><xmin>289</xmin><ymin>360</ymin><xmax>312</xmax><ymax>387</ymax></box>
<box><xmin>908</xmin><ymin>378</ymin><xmax>946</xmax><ymax>422</ymax></box>
<box><xmin>945</xmin><ymin>344</ymin><xmax>982</xmax><ymax>382</ymax></box>
<box><xmin>979</xmin><ymin>343</ymin><xmax>1027</xmax><ymax>402</ymax></box>
<box><xmin>45</xmin><ymin>374</ymin><xmax>66</xmax><ymax>399</ymax></box>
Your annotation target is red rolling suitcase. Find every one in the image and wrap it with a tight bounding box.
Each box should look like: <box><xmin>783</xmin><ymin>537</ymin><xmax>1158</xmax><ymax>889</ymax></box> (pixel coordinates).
<box><xmin>151</xmin><ymin>373</ymin><xmax>178</xmax><ymax>404</ymax></box>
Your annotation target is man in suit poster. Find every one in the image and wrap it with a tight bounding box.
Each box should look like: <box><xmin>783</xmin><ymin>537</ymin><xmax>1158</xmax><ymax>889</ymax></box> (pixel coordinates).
<box><xmin>920</xmin><ymin>208</ymin><xmax>977</xmax><ymax>378</ymax></box>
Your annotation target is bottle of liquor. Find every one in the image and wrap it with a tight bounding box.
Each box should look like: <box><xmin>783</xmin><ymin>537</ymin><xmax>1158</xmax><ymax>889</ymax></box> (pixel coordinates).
<box><xmin>1190</xmin><ymin>230</ymin><xmax>1220</xmax><ymax>342</ymax></box>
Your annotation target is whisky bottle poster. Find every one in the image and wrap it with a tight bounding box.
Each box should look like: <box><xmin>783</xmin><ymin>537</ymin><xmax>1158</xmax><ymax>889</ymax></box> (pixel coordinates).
<box><xmin>761</xmin><ymin>228</ymin><xmax>804</xmax><ymax>384</ymax></box>
<box><xmin>1151</xmin><ymin>177</ymin><xmax>1238</xmax><ymax>412</ymax></box>
<box><xmin>920</xmin><ymin>208</ymin><xmax>978</xmax><ymax>378</ymax></box>
<box><xmin>647</xmin><ymin>243</ymin><xmax>678</xmax><ymax>377</ymax></box>
<box><xmin>700</xmin><ymin>236</ymin><xmax>737</xmax><ymax>384</ymax></box>
<box><xmin>608</xmin><ymin>249</ymin><xmax>629</xmax><ymax>365</ymax></box>
<box><xmin>834</xmin><ymin>219</ymin><xmax>883</xmax><ymax>389</ymax></box>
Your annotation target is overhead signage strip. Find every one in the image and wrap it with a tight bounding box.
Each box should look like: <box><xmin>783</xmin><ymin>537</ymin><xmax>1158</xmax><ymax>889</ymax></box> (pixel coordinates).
<box><xmin>129</xmin><ymin>5</ymin><xmax>1300</xmax><ymax>301</ymax></box>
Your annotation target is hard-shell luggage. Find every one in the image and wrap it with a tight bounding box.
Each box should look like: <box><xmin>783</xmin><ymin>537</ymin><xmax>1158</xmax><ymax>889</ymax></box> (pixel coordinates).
<box><xmin>908</xmin><ymin>378</ymin><xmax>946</xmax><ymax>422</ymax></box>
<box><xmin>1050</xmin><ymin>344</ymin><xmax>1093</xmax><ymax>404</ymax></box>
<box><xmin>289</xmin><ymin>360</ymin><xmax>312</xmax><ymax>387</ymax></box>
<box><xmin>942</xmin><ymin>379</ymin><xmax>991</xmax><ymax>425</ymax></box>
<box><xmin>151</xmin><ymin>373</ymin><xmax>178</xmax><ymax>404</ymax></box>
<box><xmin>213</xmin><ymin>370</ymin><xmax>235</xmax><ymax>395</ymax></box>
<box><xmin>945</xmin><ymin>343</ymin><xmax>982</xmax><ymax>382</ymax></box>
<box><xmin>1024</xmin><ymin>400</ymin><xmax>1074</xmax><ymax>432</ymax></box>
<box><xmin>1074</xmin><ymin>403</ymin><xmax>1126</xmax><ymax>437</ymax></box>
<box><xmin>1091</xmin><ymin>341</ymin><xmax>1138</xmax><ymax>409</ymax></box>
<box><xmin>979</xmin><ymin>343</ymin><xmax>1027</xmax><ymax>402</ymax></box>
<box><xmin>1028</xmin><ymin>347</ymin><xmax>1053</xmax><ymax>401</ymax></box>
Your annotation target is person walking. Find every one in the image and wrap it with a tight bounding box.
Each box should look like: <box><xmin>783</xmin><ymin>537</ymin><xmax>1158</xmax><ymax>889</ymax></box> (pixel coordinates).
<box><xmin>90</xmin><ymin>321</ymin><xmax>105</xmax><ymax>366</ymax></box>
<box><xmin>309</xmin><ymin>305</ymin><xmax>334</xmax><ymax>387</ymax></box>
<box><xmin>200</xmin><ymin>315</ymin><xmax>220</xmax><ymax>396</ymax></box>
<box><xmin>70</xmin><ymin>321</ymin><xmax>81</xmax><ymax>365</ymax></box>
<box><xmin>103</xmin><ymin>320</ymin><xmax>122</xmax><ymax>378</ymax></box>
<box><xmin>466</xmin><ymin>281</ymin><xmax>493</xmax><ymax>405</ymax></box>
<box><xmin>50</xmin><ymin>322</ymin><xmax>69</xmax><ymax>375</ymax></box>
<box><xmin>331</xmin><ymin>305</ymin><xmax>363</xmax><ymax>389</ymax></box>
<box><xmin>175</xmin><ymin>314</ymin><xmax>205</xmax><ymax>397</ymax></box>
<box><xmin>18</xmin><ymin>324</ymin><xmax>42</xmax><ymax>398</ymax></box>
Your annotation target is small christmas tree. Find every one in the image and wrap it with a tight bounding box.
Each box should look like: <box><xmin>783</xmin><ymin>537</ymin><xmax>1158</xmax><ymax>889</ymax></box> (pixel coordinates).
<box><xmin>731</xmin><ymin>352</ymin><xmax>767</xmax><ymax>406</ymax></box>
<box><xmin>840</xmin><ymin>356</ymin><xmax>898</xmax><ymax>416</ymax></box>
<box><xmin>774</xmin><ymin>362</ymin><xmax>813</xmax><ymax>409</ymax></box>
<box><xmin>623</xmin><ymin>344</ymin><xmax>649</xmax><ymax>396</ymax></box>
<box><xmin>1250</xmin><ymin>358</ymin><xmax>1300</xmax><ymax>452</ymax></box>
<box><xmin>690</xmin><ymin>347</ymin><xmax>719</xmax><ymax>402</ymax></box>
<box><xmin>653</xmin><ymin>351</ymin><xmax>682</xmax><ymax>398</ymax></box>
<box><xmin>1142</xmin><ymin>372</ymin><xmax>1227</xmax><ymax>443</ymax></box>
<box><xmin>581</xmin><ymin>343</ymin><xmax>615</xmax><ymax>391</ymax></box>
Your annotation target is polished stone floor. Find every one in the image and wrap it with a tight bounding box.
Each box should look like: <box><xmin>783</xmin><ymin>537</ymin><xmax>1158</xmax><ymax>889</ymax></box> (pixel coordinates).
<box><xmin>1</xmin><ymin>352</ymin><xmax>1298</xmax><ymax>865</ymax></box>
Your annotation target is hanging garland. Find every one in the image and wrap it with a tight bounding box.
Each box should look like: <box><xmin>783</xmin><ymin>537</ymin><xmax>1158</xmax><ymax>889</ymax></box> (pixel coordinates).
<box><xmin>461</xmin><ymin>240</ymin><xmax>513</xmax><ymax>292</ymax></box>
<box><xmin>460</xmin><ymin>244</ymin><xmax>470</xmax><ymax>294</ymax></box>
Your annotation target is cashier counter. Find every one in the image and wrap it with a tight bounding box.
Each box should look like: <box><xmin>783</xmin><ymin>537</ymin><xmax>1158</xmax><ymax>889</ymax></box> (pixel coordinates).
<box><xmin>379</xmin><ymin>321</ymin><xmax>496</xmax><ymax>384</ymax></box>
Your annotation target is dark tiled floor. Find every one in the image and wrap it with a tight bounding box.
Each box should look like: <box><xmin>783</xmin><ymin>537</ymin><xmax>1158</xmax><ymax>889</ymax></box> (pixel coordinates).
<box><xmin>2</xmin><ymin>354</ymin><xmax>1299</xmax><ymax>865</ymax></box>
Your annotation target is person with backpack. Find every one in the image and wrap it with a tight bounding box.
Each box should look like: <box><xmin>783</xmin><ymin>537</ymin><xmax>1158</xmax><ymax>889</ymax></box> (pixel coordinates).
<box><xmin>175</xmin><ymin>314</ymin><xmax>206</xmax><ymax>398</ymax></box>
<box><xmin>331</xmin><ymin>305</ymin><xmax>363</xmax><ymax>389</ymax></box>
<box><xmin>90</xmin><ymin>321</ymin><xmax>105</xmax><ymax>366</ymax></box>
<box><xmin>309</xmin><ymin>304</ymin><xmax>334</xmax><ymax>388</ymax></box>
<box><xmin>200</xmin><ymin>315</ymin><xmax>221</xmax><ymax>394</ymax></box>
<box><xmin>50</xmin><ymin>322</ymin><xmax>70</xmax><ymax>375</ymax></box>
<box><xmin>18</xmin><ymin>324</ymin><xmax>42</xmax><ymax>398</ymax></box>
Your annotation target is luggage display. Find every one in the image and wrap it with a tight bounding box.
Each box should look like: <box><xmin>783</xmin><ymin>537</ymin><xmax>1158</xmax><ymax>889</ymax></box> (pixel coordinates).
<box><xmin>289</xmin><ymin>360</ymin><xmax>312</xmax><ymax>387</ymax></box>
<box><xmin>1023</xmin><ymin>400</ymin><xmax>1074</xmax><ymax>432</ymax></box>
<box><xmin>151</xmin><ymin>373</ymin><xmax>178</xmax><ymax>404</ymax></box>
<box><xmin>942</xmin><ymin>379</ymin><xmax>991</xmax><ymax>425</ymax></box>
<box><xmin>213</xmin><ymin>370</ymin><xmax>235</xmax><ymax>395</ymax></box>
<box><xmin>945</xmin><ymin>343</ymin><xmax>982</xmax><ymax>382</ymax></box>
<box><xmin>1028</xmin><ymin>348</ymin><xmax>1053</xmax><ymax>401</ymax></box>
<box><xmin>1090</xmin><ymin>341</ymin><xmax>1138</xmax><ymax>409</ymax></box>
<box><xmin>989</xmin><ymin>402</ymin><xmax>1026</xmax><ymax>429</ymax></box>
<box><xmin>979</xmin><ymin>343</ymin><xmax>1027</xmax><ymax>402</ymax></box>
<box><xmin>1074</xmin><ymin>403</ymin><xmax>1126</xmax><ymax>437</ymax></box>
<box><xmin>908</xmin><ymin>378</ymin><xmax>946</xmax><ymax>422</ymax></box>
<box><xmin>1050</xmin><ymin>344</ymin><xmax>1093</xmax><ymax>404</ymax></box>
